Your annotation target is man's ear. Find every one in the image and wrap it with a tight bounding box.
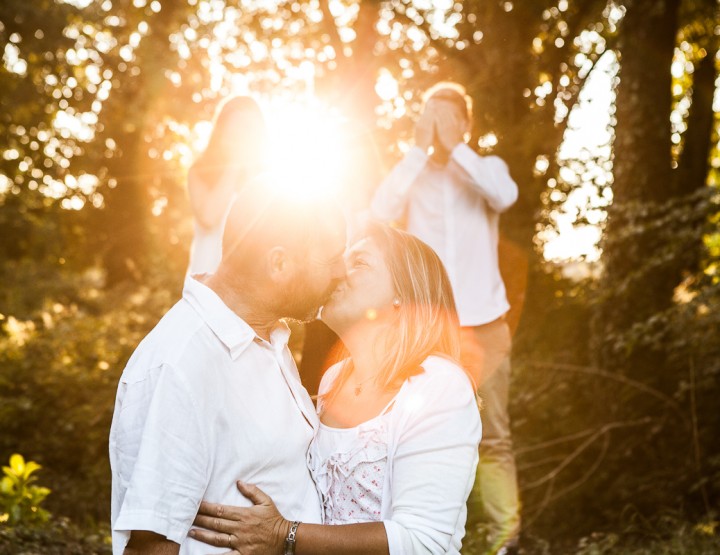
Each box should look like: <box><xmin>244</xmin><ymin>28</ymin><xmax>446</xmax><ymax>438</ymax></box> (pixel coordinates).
<box><xmin>266</xmin><ymin>246</ymin><xmax>293</xmax><ymax>283</ymax></box>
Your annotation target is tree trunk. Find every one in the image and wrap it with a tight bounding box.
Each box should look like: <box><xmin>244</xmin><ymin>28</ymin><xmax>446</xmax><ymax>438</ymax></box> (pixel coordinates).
<box><xmin>100</xmin><ymin>130</ymin><xmax>149</xmax><ymax>286</ymax></box>
<box><xmin>593</xmin><ymin>0</ymin><xmax>681</xmax><ymax>371</ymax></box>
<box><xmin>99</xmin><ymin>3</ymin><xmax>189</xmax><ymax>286</ymax></box>
<box><xmin>672</xmin><ymin>43</ymin><xmax>719</xmax><ymax>277</ymax></box>
<box><xmin>678</xmin><ymin>47</ymin><xmax>717</xmax><ymax>198</ymax></box>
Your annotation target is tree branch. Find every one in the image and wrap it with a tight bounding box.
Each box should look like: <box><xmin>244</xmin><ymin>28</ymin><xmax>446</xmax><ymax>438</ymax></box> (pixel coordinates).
<box><xmin>516</xmin><ymin>426</ymin><xmax>601</xmax><ymax>456</ymax></box>
<box><xmin>524</xmin><ymin>431</ymin><xmax>611</xmax><ymax>527</ymax></box>
<box><xmin>522</xmin><ymin>417</ymin><xmax>652</xmax><ymax>490</ymax></box>
<box><xmin>318</xmin><ymin>0</ymin><xmax>346</xmax><ymax>63</ymax></box>
<box><xmin>526</xmin><ymin>360</ymin><xmax>688</xmax><ymax>423</ymax></box>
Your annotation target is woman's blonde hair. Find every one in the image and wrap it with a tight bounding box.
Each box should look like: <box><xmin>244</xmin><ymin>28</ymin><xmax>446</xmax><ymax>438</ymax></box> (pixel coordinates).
<box><xmin>190</xmin><ymin>96</ymin><xmax>266</xmax><ymax>188</ymax></box>
<box><xmin>325</xmin><ymin>222</ymin><xmax>463</xmax><ymax>399</ymax></box>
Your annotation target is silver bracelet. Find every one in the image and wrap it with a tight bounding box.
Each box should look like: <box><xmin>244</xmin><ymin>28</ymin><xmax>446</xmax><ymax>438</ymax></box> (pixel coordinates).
<box><xmin>284</xmin><ymin>520</ymin><xmax>301</xmax><ymax>555</ymax></box>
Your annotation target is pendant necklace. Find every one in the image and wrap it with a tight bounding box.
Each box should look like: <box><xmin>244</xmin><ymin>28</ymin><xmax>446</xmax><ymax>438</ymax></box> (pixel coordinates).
<box><xmin>353</xmin><ymin>374</ymin><xmax>376</xmax><ymax>396</ymax></box>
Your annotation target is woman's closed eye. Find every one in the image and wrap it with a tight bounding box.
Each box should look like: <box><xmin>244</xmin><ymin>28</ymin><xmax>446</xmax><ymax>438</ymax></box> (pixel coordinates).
<box><xmin>346</xmin><ymin>255</ymin><xmax>368</xmax><ymax>271</ymax></box>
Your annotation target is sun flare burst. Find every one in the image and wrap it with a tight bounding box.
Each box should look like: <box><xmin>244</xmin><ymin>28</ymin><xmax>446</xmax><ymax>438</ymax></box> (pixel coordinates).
<box><xmin>261</xmin><ymin>96</ymin><xmax>351</xmax><ymax>202</ymax></box>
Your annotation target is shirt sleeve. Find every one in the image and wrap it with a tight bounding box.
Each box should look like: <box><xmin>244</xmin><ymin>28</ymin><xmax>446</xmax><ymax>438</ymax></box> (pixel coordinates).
<box><xmin>450</xmin><ymin>144</ymin><xmax>518</xmax><ymax>213</ymax></box>
<box><xmin>383</xmin><ymin>364</ymin><xmax>482</xmax><ymax>555</ymax></box>
<box><xmin>370</xmin><ymin>147</ymin><xmax>429</xmax><ymax>222</ymax></box>
<box><xmin>112</xmin><ymin>364</ymin><xmax>210</xmax><ymax>546</ymax></box>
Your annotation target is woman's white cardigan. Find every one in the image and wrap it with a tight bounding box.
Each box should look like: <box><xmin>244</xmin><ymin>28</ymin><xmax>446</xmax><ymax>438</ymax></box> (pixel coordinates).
<box><xmin>318</xmin><ymin>355</ymin><xmax>482</xmax><ymax>554</ymax></box>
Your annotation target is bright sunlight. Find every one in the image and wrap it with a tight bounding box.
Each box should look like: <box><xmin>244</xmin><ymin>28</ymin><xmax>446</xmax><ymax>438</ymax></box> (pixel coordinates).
<box><xmin>261</xmin><ymin>96</ymin><xmax>352</xmax><ymax>202</ymax></box>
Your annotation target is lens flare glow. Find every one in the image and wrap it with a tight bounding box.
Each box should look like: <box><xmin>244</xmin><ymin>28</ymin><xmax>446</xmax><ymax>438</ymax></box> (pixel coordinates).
<box><xmin>261</xmin><ymin>97</ymin><xmax>350</xmax><ymax>202</ymax></box>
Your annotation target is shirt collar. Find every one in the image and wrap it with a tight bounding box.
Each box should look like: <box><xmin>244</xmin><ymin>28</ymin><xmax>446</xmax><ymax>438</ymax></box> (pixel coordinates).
<box><xmin>267</xmin><ymin>323</ymin><xmax>291</xmax><ymax>355</ymax></box>
<box><xmin>182</xmin><ymin>276</ymin><xmax>290</xmax><ymax>360</ymax></box>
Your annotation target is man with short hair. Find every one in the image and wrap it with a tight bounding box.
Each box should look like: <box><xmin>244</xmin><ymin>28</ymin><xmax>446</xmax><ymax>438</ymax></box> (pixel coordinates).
<box><xmin>371</xmin><ymin>82</ymin><xmax>521</xmax><ymax>555</ymax></box>
<box><xmin>110</xmin><ymin>178</ymin><xmax>347</xmax><ymax>554</ymax></box>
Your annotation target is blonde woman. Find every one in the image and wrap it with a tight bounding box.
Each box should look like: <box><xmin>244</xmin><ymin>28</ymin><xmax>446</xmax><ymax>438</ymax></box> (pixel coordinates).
<box><xmin>187</xmin><ymin>96</ymin><xmax>267</xmax><ymax>275</ymax></box>
<box><xmin>190</xmin><ymin>223</ymin><xmax>482</xmax><ymax>554</ymax></box>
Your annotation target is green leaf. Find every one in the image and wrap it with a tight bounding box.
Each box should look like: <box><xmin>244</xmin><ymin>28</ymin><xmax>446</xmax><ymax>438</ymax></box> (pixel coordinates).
<box><xmin>0</xmin><ymin>476</ymin><xmax>15</xmax><ymax>494</ymax></box>
<box><xmin>35</xmin><ymin>507</ymin><xmax>50</xmax><ymax>524</ymax></box>
<box><xmin>23</xmin><ymin>461</ymin><xmax>41</xmax><ymax>479</ymax></box>
<box><xmin>9</xmin><ymin>454</ymin><xmax>25</xmax><ymax>475</ymax></box>
<box><xmin>29</xmin><ymin>486</ymin><xmax>51</xmax><ymax>504</ymax></box>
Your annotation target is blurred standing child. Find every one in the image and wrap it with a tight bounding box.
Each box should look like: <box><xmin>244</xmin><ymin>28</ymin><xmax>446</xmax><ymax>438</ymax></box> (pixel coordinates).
<box><xmin>187</xmin><ymin>96</ymin><xmax>267</xmax><ymax>275</ymax></box>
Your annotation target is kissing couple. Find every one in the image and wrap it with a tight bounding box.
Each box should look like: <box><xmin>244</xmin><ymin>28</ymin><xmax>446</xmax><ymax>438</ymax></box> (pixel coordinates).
<box><xmin>110</xmin><ymin>176</ymin><xmax>481</xmax><ymax>554</ymax></box>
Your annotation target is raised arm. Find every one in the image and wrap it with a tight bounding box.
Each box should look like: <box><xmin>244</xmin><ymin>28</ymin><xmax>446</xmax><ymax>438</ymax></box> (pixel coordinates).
<box><xmin>187</xmin><ymin>168</ymin><xmax>238</xmax><ymax>230</ymax></box>
<box><xmin>370</xmin><ymin>108</ymin><xmax>434</xmax><ymax>223</ymax></box>
<box><xmin>450</xmin><ymin>145</ymin><xmax>518</xmax><ymax>213</ymax></box>
<box><xmin>370</xmin><ymin>148</ymin><xmax>428</xmax><ymax>223</ymax></box>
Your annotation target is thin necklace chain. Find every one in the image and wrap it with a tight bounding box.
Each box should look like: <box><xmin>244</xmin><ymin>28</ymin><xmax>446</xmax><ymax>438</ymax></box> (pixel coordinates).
<box><xmin>353</xmin><ymin>373</ymin><xmax>378</xmax><ymax>396</ymax></box>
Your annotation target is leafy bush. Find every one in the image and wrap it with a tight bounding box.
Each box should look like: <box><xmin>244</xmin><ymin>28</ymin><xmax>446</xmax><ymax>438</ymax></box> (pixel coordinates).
<box><xmin>0</xmin><ymin>261</ymin><xmax>182</xmax><ymax>524</ymax></box>
<box><xmin>0</xmin><ymin>454</ymin><xmax>50</xmax><ymax>526</ymax></box>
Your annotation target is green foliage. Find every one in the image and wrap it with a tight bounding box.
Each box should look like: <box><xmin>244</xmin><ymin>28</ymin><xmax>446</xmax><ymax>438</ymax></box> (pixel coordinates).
<box><xmin>0</xmin><ymin>258</ymin><xmax>181</xmax><ymax>523</ymax></box>
<box><xmin>0</xmin><ymin>454</ymin><xmax>50</xmax><ymax>526</ymax></box>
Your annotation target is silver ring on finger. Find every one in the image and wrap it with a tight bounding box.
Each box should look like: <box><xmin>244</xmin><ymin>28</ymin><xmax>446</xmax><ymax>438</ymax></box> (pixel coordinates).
<box><xmin>226</xmin><ymin>533</ymin><xmax>232</xmax><ymax>548</ymax></box>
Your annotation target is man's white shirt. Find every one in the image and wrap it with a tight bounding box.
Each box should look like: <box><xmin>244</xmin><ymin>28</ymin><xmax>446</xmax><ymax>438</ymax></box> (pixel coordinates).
<box><xmin>371</xmin><ymin>143</ymin><xmax>518</xmax><ymax>326</ymax></box>
<box><xmin>109</xmin><ymin>277</ymin><xmax>322</xmax><ymax>554</ymax></box>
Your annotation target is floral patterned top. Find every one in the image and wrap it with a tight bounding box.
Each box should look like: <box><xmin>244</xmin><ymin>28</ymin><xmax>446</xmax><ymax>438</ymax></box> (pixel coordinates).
<box><xmin>308</xmin><ymin>357</ymin><xmax>482</xmax><ymax>554</ymax></box>
<box><xmin>308</xmin><ymin>406</ymin><xmax>393</xmax><ymax>524</ymax></box>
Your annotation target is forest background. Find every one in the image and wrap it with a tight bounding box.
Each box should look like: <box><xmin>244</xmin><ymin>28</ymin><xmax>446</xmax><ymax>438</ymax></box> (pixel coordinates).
<box><xmin>1</xmin><ymin>0</ymin><xmax>719</xmax><ymax>553</ymax></box>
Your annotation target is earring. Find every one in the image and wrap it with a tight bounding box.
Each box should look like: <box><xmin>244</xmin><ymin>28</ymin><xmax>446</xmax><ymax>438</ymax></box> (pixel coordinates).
<box><xmin>392</xmin><ymin>298</ymin><xmax>401</xmax><ymax>308</ymax></box>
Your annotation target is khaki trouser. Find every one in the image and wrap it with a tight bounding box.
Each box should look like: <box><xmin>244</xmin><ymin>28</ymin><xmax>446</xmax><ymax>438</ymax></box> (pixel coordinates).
<box><xmin>461</xmin><ymin>319</ymin><xmax>521</xmax><ymax>550</ymax></box>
